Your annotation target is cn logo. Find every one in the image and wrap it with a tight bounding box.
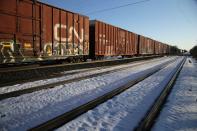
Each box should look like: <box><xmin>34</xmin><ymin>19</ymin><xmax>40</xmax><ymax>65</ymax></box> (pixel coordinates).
<box><xmin>54</xmin><ymin>24</ymin><xmax>84</xmax><ymax>42</ymax></box>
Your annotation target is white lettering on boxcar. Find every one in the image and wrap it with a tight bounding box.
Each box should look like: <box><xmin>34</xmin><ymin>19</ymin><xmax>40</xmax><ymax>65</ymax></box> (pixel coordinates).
<box><xmin>54</xmin><ymin>24</ymin><xmax>84</xmax><ymax>42</ymax></box>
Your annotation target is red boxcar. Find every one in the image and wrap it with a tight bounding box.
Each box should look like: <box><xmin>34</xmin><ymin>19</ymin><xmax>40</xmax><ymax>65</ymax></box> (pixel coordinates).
<box><xmin>159</xmin><ymin>42</ymin><xmax>166</xmax><ymax>54</ymax></box>
<box><xmin>163</xmin><ymin>44</ymin><xmax>170</xmax><ymax>54</ymax></box>
<box><xmin>90</xmin><ymin>20</ymin><xmax>138</xmax><ymax>58</ymax></box>
<box><xmin>138</xmin><ymin>35</ymin><xmax>155</xmax><ymax>55</ymax></box>
<box><xmin>154</xmin><ymin>40</ymin><xmax>160</xmax><ymax>55</ymax></box>
<box><xmin>0</xmin><ymin>0</ymin><xmax>89</xmax><ymax>64</ymax></box>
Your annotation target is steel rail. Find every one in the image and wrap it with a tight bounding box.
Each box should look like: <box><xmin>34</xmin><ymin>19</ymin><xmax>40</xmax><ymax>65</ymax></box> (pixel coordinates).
<box><xmin>0</xmin><ymin>56</ymin><xmax>160</xmax><ymax>73</ymax></box>
<box><xmin>0</xmin><ymin>56</ymin><xmax>161</xmax><ymax>87</ymax></box>
<box><xmin>135</xmin><ymin>57</ymin><xmax>186</xmax><ymax>131</ymax></box>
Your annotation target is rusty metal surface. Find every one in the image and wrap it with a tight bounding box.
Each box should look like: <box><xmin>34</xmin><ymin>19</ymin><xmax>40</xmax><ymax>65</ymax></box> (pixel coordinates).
<box><xmin>90</xmin><ymin>20</ymin><xmax>138</xmax><ymax>57</ymax></box>
<box><xmin>139</xmin><ymin>35</ymin><xmax>155</xmax><ymax>55</ymax></box>
<box><xmin>154</xmin><ymin>41</ymin><xmax>160</xmax><ymax>55</ymax></box>
<box><xmin>139</xmin><ymin>35</ymin><xmax>146</xmax><ymax>54</ymax></box>
<box><xmin>155</xmin><ymin>41</ymin><xmax>169</xmax><ymax>55</ymax></box>
<box><xmin>128</xmin><ymin>32</ymin><xmax>138</xmax><ymax>55</ymax></box>
<box><xmin>0</xmin><ymin>0</ymin><xmax>89</xmax><ymax>64</ymax></box>
<box><xmin>159</xmin><ymin>42</ymin><xmax>163</xmax><ymax>54</ymax></box>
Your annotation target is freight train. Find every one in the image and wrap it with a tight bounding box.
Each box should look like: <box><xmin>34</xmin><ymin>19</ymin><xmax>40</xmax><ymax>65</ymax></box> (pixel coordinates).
<box><xmin>0</xmin><ymin>0</ymin><xmax>170</xmax><ymax>65</ymax></box>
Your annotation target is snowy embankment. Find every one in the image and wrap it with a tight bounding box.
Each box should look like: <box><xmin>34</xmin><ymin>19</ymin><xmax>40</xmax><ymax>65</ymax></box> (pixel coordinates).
<box><xmin>0</xmin><ymin>56</ymin><xmax>178</xmax><ymax>131</ymax></box>
<box><xmin>152</xmin><ymin>57</ymin><xmax>197</xmax><ymax>131</ymax></box>
<box><xmin>0</xmin><ymin>57</ymin><xmax>169</xmax><ymax>94</ymax></box>
<box><xmin>56</xmin><ymin>57</ymin><xmax>184</xmax><ymax>131</ymax></box>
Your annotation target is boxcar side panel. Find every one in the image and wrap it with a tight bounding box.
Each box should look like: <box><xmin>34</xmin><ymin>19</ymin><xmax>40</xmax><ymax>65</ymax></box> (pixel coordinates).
<box><xmin>0</xmin><ymin>0</ymin><xmax>17</xmax><ymax>63</ymax></box>
<box><xmin>125</xmin><ymin>31</ymin><xmax>129</xmax><ymax>55</ymax></box>
<box><xmin>78</xmin><ymin>15</ymin><xmax>84</xmax><ymax>55</ymax></box>
<box><xmin>110</xmin><ymin>26</ymin><xmax>113</xmax><ymax>55</ymax></box>
<box><xmin>42</xmin><ymin>5</ymin><xmax>52</xmax><ymax>56</ymax></box>
<box><xmin>67</xmin><ymin>12</ymin><xmax>74</xmax><ymax>55</ymax></box>
<box><xmin>34</xmin><ymin>3</ymin><xmax>42</xmax><ymax>55</ymax></box>
<box><xmin>134</xmin><ymin>33</ymin><xmax>138</xmax><ymax>55</ymax></box>
<box><xmin>18</xmin><ymin>0</ymin><xmax>33</xmax><ymax>56</ymax></box>
<box><xmin>94</xmin><ymin>21</ymin><xmax>98</xmax><ymax>55</ymax></box>
<box><xmin>105</xmin><ymin>24</ymin><xmax>109</xmax><ymax>56</ymax></box>
<box><xmin>118</xmin><ymin>29</ymin><xmax>126</xmax><ymax>55</ymax></box>
<box><xmin>154</xmin><ymin>41</ymin><xmax>159</xmax><ymax>54</ymax></box>
<box><xmin>84</xmin><ymin>17</ymin><xmax>89</xmax><ymax>55</ymax></box>
<box><xmin>74</xmin><ymin>14</ymin><xmax>79</xmax><ymax>55</ymax></box>
<box><xmin>53</xmin><ymin>8</ymin><xmax>61</xmax><ymax>56</ymax></box>
<box><xmin>129</xmin><ymin>31</ymin><xmax>136</xmax><ymax>56</ymax></box>
<box><xmin>102</xmin><ymin>22</ymin><xmax>106</xmax><ymax>55</ymax></box>
<box><xmin>108</xmin><ymin>25</ymin><xmax>112</xmax><ymax>55</ymax></box>
<box><xmin>60</xmin><ymin>10</ymin><xmax>67</xmax><ymax>55</ymax></box>
<box><xmin>139</xmin><ymin>35</ymin><xmax>145</xmax><ymax>54</ymax></box>
<box><xmin>98</xmin><ymin>21</ymin><xmax>102</xmax><ymax>55</ymax></box>
<box><xmin>114</xmin><ymin>27</ymin><xmax>117</xmax><ymax>55</ymax></box>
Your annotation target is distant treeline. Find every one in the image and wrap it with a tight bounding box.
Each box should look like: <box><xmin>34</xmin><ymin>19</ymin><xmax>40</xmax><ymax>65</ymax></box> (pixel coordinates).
<box><xmin>190</xmin><ymin>45</ymin><xmax>197</xmax><ymax>58</ymax></box>
<box><xmin>170</xmin><ymin>46</ymin><xmax>181</xmax><ymax>55</ymax></box>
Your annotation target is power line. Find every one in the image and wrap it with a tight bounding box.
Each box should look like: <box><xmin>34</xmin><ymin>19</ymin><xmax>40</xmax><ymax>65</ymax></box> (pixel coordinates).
<box><xmin>85</xmin><ymin>0</ymin><xmax>151</xmax><ymax>15</ymax></box>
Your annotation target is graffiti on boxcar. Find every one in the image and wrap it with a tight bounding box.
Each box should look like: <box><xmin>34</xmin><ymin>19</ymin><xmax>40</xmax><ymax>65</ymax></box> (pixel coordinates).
<box><xmin>43</xmin><ymin>23</ymin><xmax>85</xmax><ymax>56</ymax></box>
<box><xmin>0</xmin><ymin>41</ymin><xmax>24</xmax><ymax>63</ymax></box>
<box><xmin>45</xmin><ymin>42</ymin><xmax>85</xmax><ymax>56</ymax></box>
<box><xmin>0</xmin><ymin>41</ymin><xmax>14</xmax><ymax>58</ymax></box>
<box><xmin>99</xmin><ymin>34</ymin><xmax>114</xmax><ymax>55</ymax></box>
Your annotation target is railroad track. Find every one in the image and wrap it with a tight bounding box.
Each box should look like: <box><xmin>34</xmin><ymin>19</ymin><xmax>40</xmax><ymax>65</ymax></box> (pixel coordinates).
<box><xmin>0</xmin><ymin>55</ymin><xmax>161</xmax><ymax>87</ymax></box>
<box><xmin>135</xmin><ymin>57</ymin><xmax>186</xmax><ymax>131</ymax></box>
<box><xmin>0</xmin><ymin>57</ymin><xmax>175</xmax><ymax>100</ymax></box>
<box><xmin>28</xmin><ymin>57</ymin><xmax>182</xmax><ymax>131</ymax></box>
<box><xmin>0</xmin><ymin>56</ymin><xmax>162</xmax><ymax>88</ymax></box>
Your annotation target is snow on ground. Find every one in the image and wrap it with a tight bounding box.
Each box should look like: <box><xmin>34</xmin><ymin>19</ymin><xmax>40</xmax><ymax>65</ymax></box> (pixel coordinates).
<box><xmin>0</xmin><ymin>57</ymin><xmax>179</xmax><ymax>131</ymax></box>
<box><xmin>0</xmin><ymin>57</ymin><xmax>172</xmax><ymax>94</ymax></box>
<box><xmin>152</xmin><ymin>57</ymin><xmax>197</xmax><ymax>131</ymax></box>
<box><xmin>55</xmin><ymin>57</ymin><xmax>184</xmax><ymax>131</ymax></box>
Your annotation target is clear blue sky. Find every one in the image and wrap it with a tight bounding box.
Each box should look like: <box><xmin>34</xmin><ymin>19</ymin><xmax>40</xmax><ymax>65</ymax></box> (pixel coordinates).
<box><xmin>40</xmin><ymin>0</ymin><xmax>197</xmax><ymax>51</ymax></box>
